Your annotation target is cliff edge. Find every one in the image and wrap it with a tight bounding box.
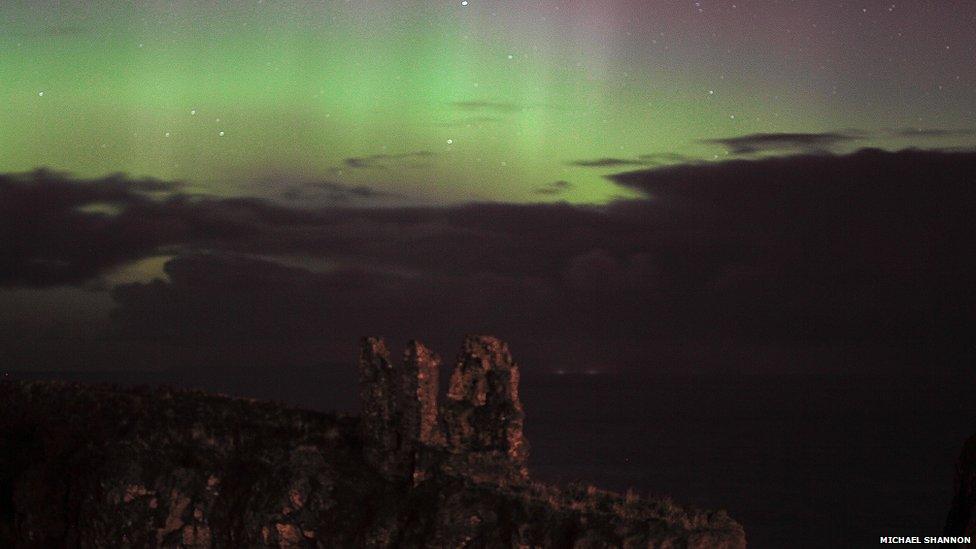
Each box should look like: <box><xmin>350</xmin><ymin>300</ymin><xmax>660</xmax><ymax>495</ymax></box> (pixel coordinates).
<box><xmin>0</xmin><ymin>336</ymin><xmax>746</xmax><ymax>548</ymax></box>
<box><xmin>946</xmin><ymin>433</ymin><xmax>976</xmax><ymax>538</ymax></box>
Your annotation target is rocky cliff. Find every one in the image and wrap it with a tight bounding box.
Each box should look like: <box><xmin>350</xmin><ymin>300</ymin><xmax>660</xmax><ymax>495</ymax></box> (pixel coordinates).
<box><xmin>946</xmin><ymin>433</ymin><xmax>976</xmax><ymax>538</ymax></box>
<box><xmin>0</xmin><ymin>337</ymin><xmax>746</xmax><ymax>548</ymax></box>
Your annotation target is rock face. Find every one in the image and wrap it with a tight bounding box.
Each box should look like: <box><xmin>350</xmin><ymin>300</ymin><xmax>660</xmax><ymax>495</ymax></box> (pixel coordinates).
<box><xmin>360</xmin><ymin>335</ymin><xmax>529</xmax><ymax>484</ymax></box>
<box><xmin>359</xmin><ymin>338</ymin><xmax>442</xmax><ymax>481</ymax></box>
<box><xmin>945</xmin><ymin>433</ymin><xmax>976</xmax><ymax>537</ymax></box>
<box><xmin>400</xmin><ymin>340</ymin><xmax>442</xmax><ymax>449</ymax></box>
<box><xmin>443</xmin><ymin>336</ymin><xmax>528</xmax><ymax>479</ymax></box>
<box><xmin>0</xmin><ymin>338</ymin><xmax>748</xmax><ymax>548</ymax></box>
<box><xmin>359</xmin><ymin>337</ymin><xmax>401</xmax><ymax>479</ymax></box>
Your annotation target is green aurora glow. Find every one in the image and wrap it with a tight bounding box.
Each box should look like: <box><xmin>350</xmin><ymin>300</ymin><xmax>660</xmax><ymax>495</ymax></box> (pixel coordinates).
<box><xmin>2</xmin><ymin>1</ymin><xmax>974</xmax><ymax>204</ymax></box>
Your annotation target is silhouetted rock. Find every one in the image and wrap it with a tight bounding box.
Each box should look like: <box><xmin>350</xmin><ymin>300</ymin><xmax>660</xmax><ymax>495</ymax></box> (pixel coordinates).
<box><xmin>401</xmin><ymin>340</ymin><xmax>442</xmax><ymax>448</ymax></box>
<box><xmin>946</xmin><ymin>433</ymin><xmax>976</xmax><ymax>537</ymax></box>
<box><xmin>399</xmin><ymin>340</ymin><xmax>443</xmax><ymax>485</ymax></box>
<box><xmin>0</xmin><ymin>339</ymin><xmax>747</xmax><ymax>548</ymax></box>
<box><xmin>443</xmin><ymin>335</ymin><xmax>529</xmax><ymax>481</ymax></box>
<box><xmin>359</xmin><ymin>336</ymin><xmax>402</xmax><ymax>479</ymax></box>
<box><xmin>359</xmin><ymin>337</ymin><xmax>443</xmax><ymax>483</ymax></box>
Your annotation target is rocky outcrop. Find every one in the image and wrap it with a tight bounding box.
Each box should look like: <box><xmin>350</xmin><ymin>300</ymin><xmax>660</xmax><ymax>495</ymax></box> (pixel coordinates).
<box><xmin>359</xmin><ymin>337</ymin><xmax>402</xmax><ymax>479</ymax></box>
<box><xmin>402</xmin><ymin>340</ymin><xmax>442</xmax><ymax>448</ymax></box>
<box><xmin>0</xmin><ymin>338</ymin><xmax>747</xmax><ymax>548</ymax></box>
<box><xmin>443</xmin><ymin>335</ymin><xmax>529</xmax><ymax>480</ymax></box>
<box><xmin>359</xmin><ymin>338</ymin><xmax>443</xmax><ymax>482</ymax></box>
<box><xmin>946</xmin><ymin>433</ymin><xmax>976</xmax><ymax>537</ymax></box>
<box><xmin>359</xmin><ymin>335</ymin><xmax>529</xmax><ymax>484</ymax></box>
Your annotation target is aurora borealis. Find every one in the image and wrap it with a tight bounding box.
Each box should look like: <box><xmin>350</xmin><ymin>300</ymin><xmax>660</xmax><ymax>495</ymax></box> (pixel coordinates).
<box><xmin>3</xmin><ymin>1</ymin><xmax>974</xmax><ymax>204</ymax></box>
<box><xmin>4</xmin><ymin>4</ymin><xmax>976</xmax><ymax>546</ymax></box>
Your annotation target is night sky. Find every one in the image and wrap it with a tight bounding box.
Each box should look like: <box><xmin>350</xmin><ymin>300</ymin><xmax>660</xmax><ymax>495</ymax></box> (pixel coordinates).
<box><xmin>1</xmin><ymin>1</ymin><xmax>975</xmax><ymax>375</ymax></box>
<box><xmin>2</xmin><ymin>1</ymin><xmax>975</xmax><ymax>204</ymax></box>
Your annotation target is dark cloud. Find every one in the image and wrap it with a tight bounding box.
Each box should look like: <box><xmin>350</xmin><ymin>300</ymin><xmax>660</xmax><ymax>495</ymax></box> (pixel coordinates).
<box><xmin>701</xmin><ymin>131</ymin><xmax>862</xmax><ymax>154</ymax></box>
<box><xmin>571</xmin><ymin>154</ymin><xmax>697</xmax><ymax>168</ymax></box>
<box><xmin>342</xmin><ymin>151</ymin><xmax>434</xmax><ymax>170</ymax></box>
<box><xmin>887</xmin><ymin>128</ymin><xmax>976</xmax><ymax>138</ymax></box>
<box><xmin>107</xmin><ymin>252</ymin><xmax>558</xmax><ymax>368</ymax></box>
<box><xmin>309</xmin><ymin>181</ymin><xmax>400</xmax><ymax>199</ymax></box>
<box><xmin>3</xmin><ymin>149</ymin><xmax>976</xmax><ymax>374</ymax></box>
<box><xmin>0</xmin><ymin>169</ymin><xmax>184</xmax><ymax>286</ymax></box>
<box><xmin>281</xmin><ymin>181</ymin><xmax>403</xmax><ymax>202</ymax></box>
<box><xmin>570</xmin><ymin>158</ymin><xmax>653</xmax><ymax>168</ymax></box>
<box><xmin>700</xmin><ymin>129</ymin><xmax>976</xmax><ymax>157</ymax></box>
<box><xmin>533</xmin><ymin>180</ymin><xmax>573</xmax><ymax>195</ymax></box>
<box><xmin>609</xmin><ymin>148</ymin><xmax>976</xmax><ymax>346</ymax></box>
<box><xmin>637</xmin><ymin>152</ymin><xmax>697</xmax><ymax>164</ymax></box>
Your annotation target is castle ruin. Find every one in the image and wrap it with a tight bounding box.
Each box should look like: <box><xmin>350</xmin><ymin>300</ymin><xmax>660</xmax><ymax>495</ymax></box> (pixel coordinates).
<box><xmin>358</xmin><ymin>335</ymin><xmax>528</xmax><ymax>483</ymax></box>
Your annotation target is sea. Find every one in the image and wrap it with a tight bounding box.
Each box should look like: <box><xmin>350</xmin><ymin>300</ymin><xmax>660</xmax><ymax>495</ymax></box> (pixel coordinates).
<box><xmin>7</xmin><ymin>367</ymin><xmax>974</xmax><ymax>548</ymax></box>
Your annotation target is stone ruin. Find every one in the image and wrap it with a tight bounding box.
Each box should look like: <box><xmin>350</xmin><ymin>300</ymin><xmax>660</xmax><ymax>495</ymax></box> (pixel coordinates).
<box><xmin>358</xmin><ymin>335</ymin><xmax>528</xmax><ymax>484</ymax></box>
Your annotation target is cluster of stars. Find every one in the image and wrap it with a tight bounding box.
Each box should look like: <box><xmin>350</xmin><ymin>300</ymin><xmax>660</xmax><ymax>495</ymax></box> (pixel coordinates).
<box><xmin>180</xmin><ymin>108</ymin><xmax>225</xmax><ymax>138</ymax></box>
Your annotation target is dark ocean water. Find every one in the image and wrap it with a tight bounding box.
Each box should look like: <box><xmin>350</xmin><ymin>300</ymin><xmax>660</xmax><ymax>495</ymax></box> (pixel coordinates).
<box><xmin>8</xmin><ymin>368</ymin><xmax>974</xmax><ymax>548</ymax></box>
<box><xmin>522</xmin><ymin>373</ymin><xmax>975</xmax><ymax>548</ymax></box>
